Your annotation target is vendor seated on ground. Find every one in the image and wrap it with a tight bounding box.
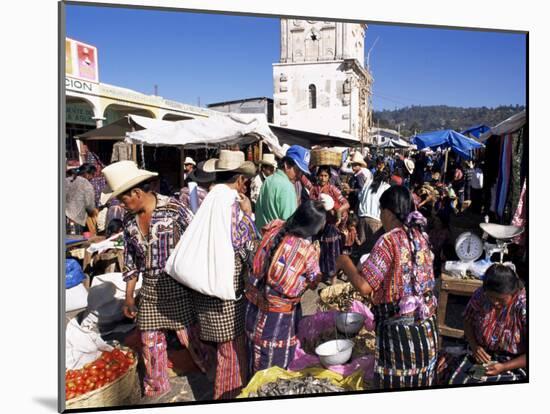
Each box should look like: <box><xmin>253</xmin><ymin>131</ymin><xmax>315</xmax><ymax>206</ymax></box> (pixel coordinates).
<box><xmin>448</xmin><ymin>263</ymin><xmax>527</xmax><ymax>385</ymax></box>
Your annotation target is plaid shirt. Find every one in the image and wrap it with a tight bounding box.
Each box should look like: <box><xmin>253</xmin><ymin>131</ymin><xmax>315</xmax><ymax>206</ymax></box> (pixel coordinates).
<box><xmin>122</xmin><ymin>194</ymin><xmax>193</xmax><ymax>282</ymax></box>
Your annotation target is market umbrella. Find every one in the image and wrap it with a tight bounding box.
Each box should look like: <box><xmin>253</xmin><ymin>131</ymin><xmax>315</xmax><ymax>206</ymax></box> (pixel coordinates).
<box><xmin>411</xmin><ymin>129</ymin><xmax>484</xmax><ymax>160</ymax></box>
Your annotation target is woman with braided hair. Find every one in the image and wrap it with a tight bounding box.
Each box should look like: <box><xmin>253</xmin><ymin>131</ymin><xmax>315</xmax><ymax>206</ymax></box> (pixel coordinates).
<box><xmin>244</xmin><ymin>200</ymin><xmax>326</xmax><ymax>375</ymax></box>
<box><xmin>336</xmin><ymin>185</ymin><xmax>439</xmax><ymax>389</ymax></box>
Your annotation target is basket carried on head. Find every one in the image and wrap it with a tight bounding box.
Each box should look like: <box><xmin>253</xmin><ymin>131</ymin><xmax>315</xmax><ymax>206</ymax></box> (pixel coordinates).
<box><xmin>310</xmin><ymin>149</ymin><xmax>342</xmax><ymax>168</ymax></box>
<box><xmin>65</xmin><ymin>346</ymin><xmax>140</xmax><ymax>410</ymax></box>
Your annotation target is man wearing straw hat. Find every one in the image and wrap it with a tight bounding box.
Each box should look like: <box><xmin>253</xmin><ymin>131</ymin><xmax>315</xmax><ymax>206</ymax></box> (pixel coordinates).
<box><xmin>101</xmin><ymin>161</ymin><xmax>209</xmax><ymax>399</ymax></box>
<box><xmin>173</xmin><ymin>150</ymin><xmax>259</xmax><ymax>399</ymax></box>
<box><xmin>182</xmin><ymin>156</ymin><xmax>196</xmax><ymax>182</ymax></box>
<box><xmin>250</xmin><ymin>153</ymin><xmax>277</xmax><ymax>206</ymax></box>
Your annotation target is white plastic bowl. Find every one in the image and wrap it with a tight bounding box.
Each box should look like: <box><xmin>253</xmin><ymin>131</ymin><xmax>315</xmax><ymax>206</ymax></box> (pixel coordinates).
<box><xmin>315</xmin><ymin>339</ymin><xmax>354</xmax><ymax>367</ymax></box>
<box><xmin>335</xmin><ymin>312</ymin><xmax>365</xmax><ymax>336</ymax></box>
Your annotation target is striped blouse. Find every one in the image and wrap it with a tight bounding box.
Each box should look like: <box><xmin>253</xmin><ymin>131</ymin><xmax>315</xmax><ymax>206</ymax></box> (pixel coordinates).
<box><xmin>464</xmin><ymin>287</ymin><xmax>527</xmax><ymax>355</ymax></box>
<box><xmin>246</xmin><ymin>220</ymin><xmax>320</xmax><ymax>307</ymax></box>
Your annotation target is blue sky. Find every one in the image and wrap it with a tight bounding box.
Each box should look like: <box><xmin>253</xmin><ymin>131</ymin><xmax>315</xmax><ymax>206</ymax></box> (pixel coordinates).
<box><xmin>65</xmin><ymin>4</ymin><xmax>526</xmax><ymax>110</ymax></box>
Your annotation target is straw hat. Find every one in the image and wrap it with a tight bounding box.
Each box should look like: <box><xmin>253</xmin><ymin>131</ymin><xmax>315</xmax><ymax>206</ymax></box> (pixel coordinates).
<box><xmin>183</xmin><ymin>157</ymin><xmax>196</xmax><ymax>166</ymax></box>
<box><xmin>100</xmin><ymin>161</ymin><xmax>158</xmax><ymax>202</ymax></box>
<box><xmin>257</xmin><ymin>153</ymin><xmax>278</xmax><ymax>168</ymax></box>
<box><xmin>350</xmin><ymin>151</ymin><xmax>367</xmax><ymax>167</ymax></box>
<box><xmin>404</xmin><ymin>158</ymin><xmax>415</xmax><ymax>174</ymax></box>
<box><xmin>203</xmin><ymin>150</ymin><xmax>256</xmax><ymax>177</ymax></box>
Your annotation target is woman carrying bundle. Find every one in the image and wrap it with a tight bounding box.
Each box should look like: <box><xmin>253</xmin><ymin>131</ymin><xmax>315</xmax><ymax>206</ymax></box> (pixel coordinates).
<box><xmin>244</xmin><ymin>200</ymin><xmax>326</xmax><ymax>375</ymax></box>
<box><xmin>336</xmin><ymin>185</ymin><xmax>439</xmax><ymax>389</ymax></box>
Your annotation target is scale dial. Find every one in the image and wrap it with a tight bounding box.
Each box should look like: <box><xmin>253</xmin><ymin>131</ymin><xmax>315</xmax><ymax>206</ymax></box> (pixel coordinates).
<box><xmin>455</xmin><ymin>232</ymin><xmax>484</xmax><ymax>262</ymax></box>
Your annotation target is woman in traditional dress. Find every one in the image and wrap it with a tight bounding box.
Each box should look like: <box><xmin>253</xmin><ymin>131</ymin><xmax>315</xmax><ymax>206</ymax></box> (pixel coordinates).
<box><xmin>309</xmin><ymin>166</ymin><xmax>350</xmax><ymax>285</ymax></box>
<box><xmin>448</xmin><ymin>264</ymin><xmax>526</xmax><ymax>384</ymax></box>
<box><xmin>336</xmin><ymin>185</ymin><xmax>439</xmax><ymax>389</ymax></box>
<box><xmin>101</xmin><ymin>161</ymin><xmax>209</xmax><ymax>399</ymax></box>
<box><xmin>245</xmin><ymin>200</ymin><xmax>326</xmax><ymax>375</ymax></box>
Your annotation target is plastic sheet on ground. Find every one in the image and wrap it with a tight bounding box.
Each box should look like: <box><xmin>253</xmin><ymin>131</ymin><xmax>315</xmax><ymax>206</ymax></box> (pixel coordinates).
<box><xmin>288</xmin><ymin>306</ymin><xmax>375</xmax><ymax>381</ymax></box>
<box><xmin>238</xmin><ymin>366</ymin><xmax>364</xmax><ymax>398</ymax></box>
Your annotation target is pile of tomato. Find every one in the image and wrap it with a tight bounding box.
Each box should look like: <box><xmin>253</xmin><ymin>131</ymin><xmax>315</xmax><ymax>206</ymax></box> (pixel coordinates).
<box><xmin>65</xmin><ymin>348</ymin><xmax>135</xmax><ymax>400</ymax></box>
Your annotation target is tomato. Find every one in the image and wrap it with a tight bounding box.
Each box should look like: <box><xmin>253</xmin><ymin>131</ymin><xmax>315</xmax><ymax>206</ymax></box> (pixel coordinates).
<box><xmin>75</xmin><ymin>376</ymin><xmax>85</xmax><ymax>385</ymax></box>
<box><xmin>66</xmin><ymin>392</ymin><xmax>76</xmax><ymax>400</ymax></box>
<box><xmin>96</xmin><ymin>379</ymin><xmax>105</xmax><ymax>389</ymax></box>
<box><xmin>76</xmin><ymin>385</ymin><xmax>86</xmax><ymax>394</ymax></box>
<box><xmin>86</xmin><ymin>383</ymin><xmax>95</xmax><ymax>392</ymax></box>
<box><xmin>96</xmin><ymin>360</ymin><xmax>106</xmax><ymax>369</ymax></box>
<box><xmin>98</xmin><ymin>372</ymin><xmax>106</xmax><ymax>381</ymax></box>
<box><xmin>66</xmin><ymin>381</ymin><xmax>76</xmax><ymax>390</ymax></box>
<box><xmin>101</xmin><ymin>352</ymin><xmax>113</xmax><ymax>363</ymax></box>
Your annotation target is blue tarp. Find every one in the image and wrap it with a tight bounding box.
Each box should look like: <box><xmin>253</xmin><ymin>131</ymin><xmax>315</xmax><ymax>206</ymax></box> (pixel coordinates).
<box><xmin>461</xmin><ymin>125</ymin><xmax>491</xmax><ymax>138</ymax></box>
<box><xmin>411</xmin><ymin>129</ymin><xmax>484</xmax><ymax>160</ymax></box>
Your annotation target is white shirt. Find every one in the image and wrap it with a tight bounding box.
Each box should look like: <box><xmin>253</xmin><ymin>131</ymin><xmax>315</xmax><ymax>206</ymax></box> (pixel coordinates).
<box><xmin>471</xmin><ymin>167</ymin><xmax>484</xmax><ymax>189</ymax></box>
<box><xmin>358</xmin><ymin>181</ymin><xmax>391</xmax><ymax>220</ymax></box>
<box><xmin>250</xmin><ymin>173</ymin><xmax>266</xmax><ymax>204</ymax></box>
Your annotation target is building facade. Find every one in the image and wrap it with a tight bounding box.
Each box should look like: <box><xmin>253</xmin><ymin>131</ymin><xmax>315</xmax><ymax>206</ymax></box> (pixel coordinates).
<box><xmin>207</xmin><ymin>97</ymin><xmax>274</xmax><ymax>123</ymax></box>
<box><xmin>65</xmin><ymin>37</ymin><xmax>214</xmax><ymax>163</ymax></box>
<box><xmin>272</xmin><ymin>19</ymin><xmax>373</xmax><ymax>143</ymax></box>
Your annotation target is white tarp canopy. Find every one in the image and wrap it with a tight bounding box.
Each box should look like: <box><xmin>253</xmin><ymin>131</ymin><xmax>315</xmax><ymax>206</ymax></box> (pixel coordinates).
<box><xmin>126</xmin><ymin>113</ymin><xmax>285</xmax><ymax>158</ymax></box>
<box><xmin>479</xmin><ymin>110</ymin><xmax>526</xmax><ymax>141</ymax></box>
<box><xmin>75</xmin><ymin>114</ymin><xmax>170</xmax><ymax>141</ymax></box>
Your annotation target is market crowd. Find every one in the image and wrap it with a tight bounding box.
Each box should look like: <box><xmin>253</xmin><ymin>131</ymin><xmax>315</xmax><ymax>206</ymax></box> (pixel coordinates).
<box><xmin>65</xmin><ymin>144</ymin><xmax>527</xmax><ymax>400</ymax></box>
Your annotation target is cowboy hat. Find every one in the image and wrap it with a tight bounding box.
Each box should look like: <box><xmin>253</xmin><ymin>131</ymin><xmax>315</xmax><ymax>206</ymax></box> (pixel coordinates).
<box><xmin>257</xmin><ymin>153</ymin><xmax>278</xmax><ymax>168</ymax></box>
<box><xmin>350</xmin><ymin>151</ymin><xmax>367</xmax><ymax>167</ymax></box>
<box><xmin>183</xmin><ymin>156</ymin><xmax>196</xmax><ymax>166</ymax></box>
<box><xmin>100</xmin><ymin>161</ymin><xmax>158</xmax><ymax>202</ymax></box>
<box><xmin>188</xmin><ymin>161</ymin><xmax>216</xmax><ymax>183</ymax></box>
<box><xmin>203</xmin><ymin>150</ymin><xmax>256</xmax><ymax>177</ymax></box>
<box><xmin>404</xmin><ymin>158</ymin><xmax>415</xmax><ymax>174</ymax></box>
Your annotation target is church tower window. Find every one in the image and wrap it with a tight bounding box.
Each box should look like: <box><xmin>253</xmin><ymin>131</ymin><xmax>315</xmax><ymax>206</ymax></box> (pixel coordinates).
<box><xmin>308</xmin><ymin>84</ymin><xmax>317</xmax><ymax>109</ymax></box>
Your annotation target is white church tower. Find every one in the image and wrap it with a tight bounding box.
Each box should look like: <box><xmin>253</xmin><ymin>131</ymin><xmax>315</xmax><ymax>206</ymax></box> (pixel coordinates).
<box><xmin>273</xmin><ymin>19</ymin><xmax>373</xmax><ymax>142</ymax></box>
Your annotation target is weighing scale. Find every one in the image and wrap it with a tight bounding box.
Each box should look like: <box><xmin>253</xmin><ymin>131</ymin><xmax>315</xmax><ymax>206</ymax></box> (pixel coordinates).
<box><xmin>444</xmin><ymin>223</ymin><xmax>524</xmax><ymax>279</ymax></box>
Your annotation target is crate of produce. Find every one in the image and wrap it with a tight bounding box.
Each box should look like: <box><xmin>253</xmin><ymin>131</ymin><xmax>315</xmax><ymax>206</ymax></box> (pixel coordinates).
<box><xmin>65</xmin><ymin>346</ymin><xmax>139</xmax><ymax>409</ymax></box>
<box><xmin>310</xmin><ymin>149</ymin><xmax>342</xmax><ymax>168</ymax></box>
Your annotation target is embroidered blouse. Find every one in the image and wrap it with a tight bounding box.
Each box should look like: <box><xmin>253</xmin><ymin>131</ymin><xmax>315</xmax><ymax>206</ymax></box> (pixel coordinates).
<box><xmin>360</xmin><ymin>226</ymin><xmax>436</xmax><ymax>307</ymax></box>
<box><xmin>246</xmin><ymin>220</ymin><xmax>321</xmax><ymax>308</ymax></box>
<box><xmin>464</xmin><ymin>287</ymin><xmax>527</xmax><ymax>355</ymax></box>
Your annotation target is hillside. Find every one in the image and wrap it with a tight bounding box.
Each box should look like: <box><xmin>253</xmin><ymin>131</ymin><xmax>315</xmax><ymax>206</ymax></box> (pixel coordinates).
<box><xmin>372</xmin><ymin>105</ymin><xmax>525</xmax><ymax>137</ymax></box>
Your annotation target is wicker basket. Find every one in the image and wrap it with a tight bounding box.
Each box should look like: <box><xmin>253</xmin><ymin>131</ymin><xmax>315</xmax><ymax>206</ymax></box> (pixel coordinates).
<box><xmin>310</xmin><ymin>149</ymin><xmax>342</xmax><ymax>168</ymax></box>
<box><xmin>65</xmin><ymin>347</ymin><xmax>139</xmax><ymax>410</ymax></box>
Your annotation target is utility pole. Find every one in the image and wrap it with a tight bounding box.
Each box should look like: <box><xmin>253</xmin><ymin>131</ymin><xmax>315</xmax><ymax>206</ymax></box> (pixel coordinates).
<box><xmin>198</xmin><ymin>97</ymin><xmax>201</xmax><ymax>107</ymax></box>
<box><xmin>154</xmin><ymin>84</ymin><xmax>158</xmax><ymax>96</ymax></box>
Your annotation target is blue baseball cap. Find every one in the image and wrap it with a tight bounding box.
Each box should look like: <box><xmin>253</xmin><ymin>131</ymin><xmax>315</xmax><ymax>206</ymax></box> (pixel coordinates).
<box><xmin>285</xmin><ymin>145</ymin><xmax>310</xmax><ymax>174</ymax></box>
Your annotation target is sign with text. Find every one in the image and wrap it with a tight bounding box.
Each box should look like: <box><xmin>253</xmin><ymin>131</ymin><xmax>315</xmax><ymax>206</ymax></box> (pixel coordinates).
<box><xmin>65</xmin><ymin>38</ymin><xmax>99</xmax><ymax>83</ymax></box>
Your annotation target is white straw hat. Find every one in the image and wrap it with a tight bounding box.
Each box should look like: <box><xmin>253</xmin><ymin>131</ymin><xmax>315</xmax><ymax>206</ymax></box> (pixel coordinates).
<box><xmin>183</xmin><ymin>157</ymin><xmax>196</xmax><ymax>166</ymax></box>
<box><xmin>404</xmin><ymin>158</ymin><xmax>415</xmax><ymax>174</ymax></box>
<box><xmin>100</xmin><ymin>161</ymin><xmax>158</xmax><ymax>202</ymax></box>
<box><xmin>257</xmin><ymin>153</ymin><xmax>278</xmax><ymax>168</ymax></box>
<box><xmin>203</xmin><ymin>150</ymin><xmax>256</xmax><ymax>177</ymax></box>
<box><xmin>350</xmin><ymin>151</ymin><xmax>367</xmax><ymax>167</ymax></box>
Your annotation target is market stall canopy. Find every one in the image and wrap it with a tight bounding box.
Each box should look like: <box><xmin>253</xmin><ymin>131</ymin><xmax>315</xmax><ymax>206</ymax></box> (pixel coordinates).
<box><xmin>479</xmin><ymin>110</ymin><xmax>526</xmax><ymax>141</ymax></box>
<box><xmin>75</xmin><ymin>115</ymin><xmax>169</xmax><ymax>141</ymax></box>
<box><xmin>378</xmin><ymin>137</ymin><xmax>411</xmax><ymax>149</ymax></box>
<box><xmin>411</xmin><ymin>129</ymin><xmax>484</xmax><ymax>160</ymax></box>
<box><xmin>268</xmin><ymin>125</ymin><xmax>361</xmax><ymax>148</ymax></box>
<box><xmin>126</xmin><ymin>113</ymin><xmax>285</xmax><ymax>157</ymax></box>
<box><xmin>461</xmin><ymin>124</ymin><xmax>491</xmax><ymax>139</ymax></box>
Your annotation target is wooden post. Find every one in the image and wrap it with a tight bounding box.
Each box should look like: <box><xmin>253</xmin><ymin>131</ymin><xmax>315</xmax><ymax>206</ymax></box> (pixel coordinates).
<box><xmin>258</xmin><ymin>140</ymin><xmax>263</xmax><ymax>161</ymax></box>
<box><xmin>442</xmin><ymin>148</ymin><xmax>449</xmax><ymax>183</ymax></box>
<box><xmin>179</xmin><ymin>146</ymin><xmax>186</xmax><ymax>188</ymax></box>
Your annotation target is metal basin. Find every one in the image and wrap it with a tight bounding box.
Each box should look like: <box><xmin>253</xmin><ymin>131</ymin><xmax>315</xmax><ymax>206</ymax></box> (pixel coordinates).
<box><xmin>315</xmin><ymin>339</ymin><xmax>354</xmax><ymax>367</ymax></box>
<box><xmin>335</xmin><ymin>312</ymin><xmax>365</xmax><ymax>336</ymax></box>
